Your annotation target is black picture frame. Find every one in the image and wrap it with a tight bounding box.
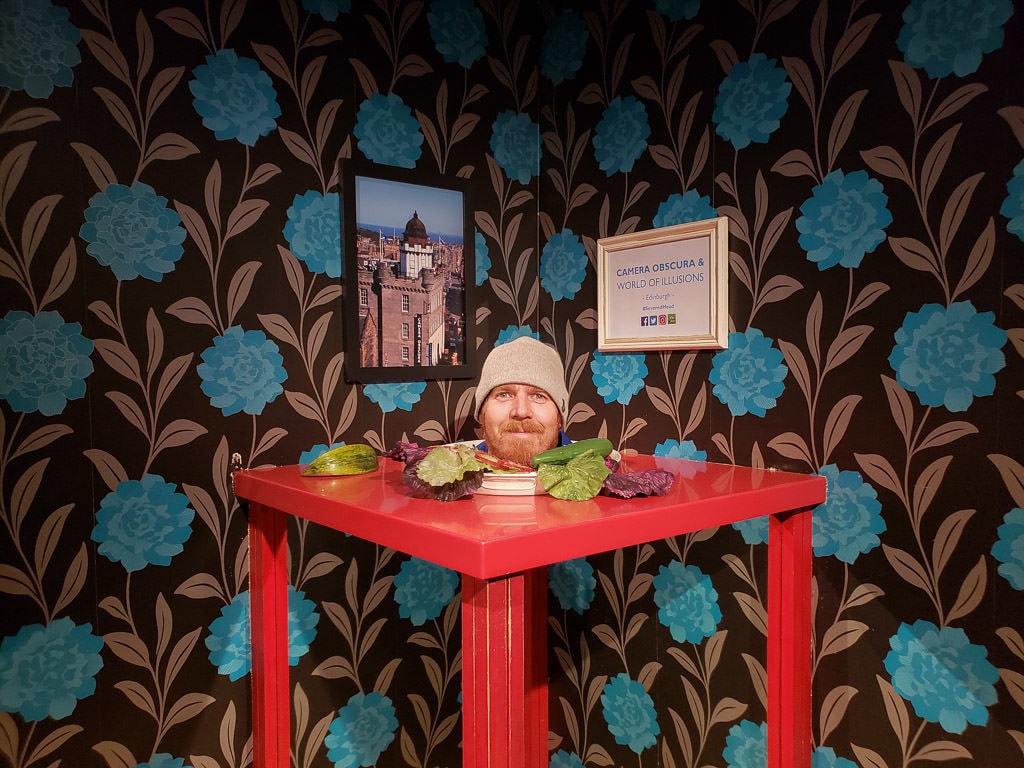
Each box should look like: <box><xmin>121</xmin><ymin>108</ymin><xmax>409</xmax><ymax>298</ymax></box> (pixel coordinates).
<box><xmin>341</xmin><ymin>159</ymin><xmax>476</xmax><ymax>383</ymax></box>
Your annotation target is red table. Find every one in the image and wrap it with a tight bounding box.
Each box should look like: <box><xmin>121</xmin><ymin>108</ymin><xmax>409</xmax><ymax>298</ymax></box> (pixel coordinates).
<box><xmin>233</xmin><ymin>454</ymin><xmax>825</xmax><ymax>768</ymax></box>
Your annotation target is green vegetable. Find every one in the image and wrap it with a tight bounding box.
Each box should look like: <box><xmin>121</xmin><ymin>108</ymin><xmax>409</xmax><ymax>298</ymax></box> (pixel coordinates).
<box><xmin>302</xmin><ymin>444</ymin><xmax>378</xmax><ymax>476</ymax></box>
<box><xmin>415</xmin><ymin>444</ymin><xmax>489</xmax><ymax>486</ymax></box>
<box><xmin>531</xmin><ymin>438</ymin><xmax>614</xmax><ymax>468</ymax></box>
<box><xmin>536</xmin><ymin>450</ymin><xmax>611</xmax><ymax>500</ymax></box>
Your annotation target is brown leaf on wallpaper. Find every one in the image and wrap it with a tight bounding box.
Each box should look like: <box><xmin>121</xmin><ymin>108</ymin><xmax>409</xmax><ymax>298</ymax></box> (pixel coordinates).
<box><xmin>850</xmin><ymin>281</ymin><xmax>890</xmax><ymax>316</ymax></box>
<box><xmin>81</xmin><ymin>30</ymin><xmax>131</xmax><ymax>85</ymax></box>
<box><xmin>1000</xmin><ymin>627</ymin><xmax>1024</xmax><ymax>661</ymax></box>
<box><xmin>709</xmin><ymin>39</ymin><xmax>739</xmax><ymax>74</ymax></box>
<box><xmin>954</xmin><ymin>217</ymin><xmax>994</xmax><ymax>300</ymax></box>
<box><xmin>912</xmin><ymin>455</ymin><xmax>951</xmax><ymax>526</ymax></box>
<box><xmin>682</xmin><ymin>676</ymin><xmax>704</xmax><ymax>733</ymax></box>
<box><xmin>733</xmin><ymin>592</ymin><xmax>767</xmax><ymax>636</ymax></box>
<box><xmin>930</xmin><ymin>84</ymin><xmax>987</xmax><ymax>129</ymax></box>
<box><xmin>96</xmin><ymin>340</ymin><xmax>142</xmax><ymax>383</ymax></box>
<box><xmin>772</xmin><ymin>148</ymin><xmax>817</xmax><ymax>179</ymax></box>
<box><xmin>914</xmin><ymin>741</ymin><xmax>973</xmax><ymax>762</ymax></box>
<box><xmin>823</xmin><ymin>395</ymin><xmax>861</xmax><ymax>464</ymax></box>
<box><xmin>183</xmin><ymin>482</ymin><xmax>221</xmax><ymax>540</ymax></box>
<box><xmin>349</xmin><ymin>57</ymin><xmax>378</xmax><ymax>100</ymax></box>
<box><xmin>820</xmin><ymin>620</ymin><xmax>869</xmax><ymax>659</ymax></box>
<box><xmin>246</xmin><ymin>162</ymin><xmax>282</xmax><ymax>193</ymax></box>
<box><xmin>768</xmin><ymin>432</ymin><xmax>814</xmax><ymax>468</ymax></box>
<box><xmin>828</xmin><ymin>90</ymin><xmax>867</xmax><ymax>169</ymax></box>
<box><xmin>783</xmin><ymin>56</ymin><xmax>815</xmax><ymax>112</ymax></box>
<box><xmin>819</xmin><ymin>685</ymin><xmax>858</xmax><ymax>746</ymax></box>
<box><xmin>219</xmin><ymin>0</ymin><xmax>245</xmax><ymax>43</ymax></box>
<box><xmin>227</xmin><ymin>261</ymin><xmax>260</xmax><ymax>324</ymax></box>
<box><xmin>834</xmin><ymin>14</ymin><xmax>880</xmax><ymax>72</ymax></box>
<box><xmin>645</xmin><ymin>386</ymin><xmax>676</xmax><ymax>419</ymax></box>
<box><xmin>825</xmin><ymin>325</ymin><xmax>871</xmax><ymax>373</ymax></box>
<box><xmin>40</xmin><ymin>238</ymin><xmax>76</xmax><ymax>310</ymax></box>
<box><xmin>251</xmin><ymin>42</ymin><xmax>291</xmax><ymax>85</ymax></box>
<box><xmin>173</xmin><ymin>202</ymin><xmax>214</xmax><ymax>267</ymax></box>
<box><xmin>922</xmin><ymin>125</ymin><xmax>960</xmax><ymax>206</ymax></box>
<box><xmin>861</xmin><ymin>145</ymin><xmax>912</xmax><ymax>186</ymax></box>
<box><xmin>165</xmin><ymin>693</ymin><xmax>215</xmax><ymax>731</ymax></box>
<box><xmin>0</xmin><ymin>564</ymin><xmax>35</xmax><ymax>598</ymax></box>
<box><xmin>24</xmin><ymin>723</ymin><xmax>84</xmax><ymax>766</ymax></box>
<box><xmin>95</xmin><ymin>86</ymin><xmax>139</xmax><ymax>143</ymax></box>
<box><xmin>0</xmin><ymin>141</ymin><xmax>33</xmax><ymax>207</ymax></box>
<box><xmin>259</xmin><ymin>313</ymin><xmax>301</xmax><ymax>350</ymax></box>
<box><xmin>105</xmin><ymin>631</ymin><xmax>151</xmax><ymax>668</ymax></box>
<box><xmin>856</xmin><ymin>452</ymin><xmax>903</xmax><ymax>501</ymax></box>
<box><xmin>280</xmin><ymin>127</ymin><xmax>319</xmax><ymax>168</ymax></box>
<box><xmin>34</xmin><ymin>503</ymin><xmax>73</xmax><ymax>578</ymax></box>
<box><xmin>20</xmin><ymin>193</ymin><xmax>60</xmax><ymax>267</ymax></box>
<box><xmin>175</xmin><ymin>572</ymin><xmax>225</xmax><ymax>601</ymax></box>
<box><xmin>154</xmin><ymin>354</ymin><xmax>193</xmax><ymax>414</ymax></box>
<box><xmin>889</xmin><ymin>236</ymin><xmax>940</xmax><ymax>277</ymax></box>
<box><xmin>880</xmin><ymin>376</ymin><xmax>914</xmax><ymax>442</ymax></box>
<box><xmin>144</xmin><ymin>132</ymin><xmax>200</xmax><ymax>164</ymax></box>
<box><xmin>709</xmin><ymin>697</ymin><xmax>747</xmax><ymax>730</ymax></box>
<box><xmin>882</xmin><ymin>545</ymin><xmax>931</xmax><ymax>593</ymax></box>
<box><xmin>14</xmin><ymin>424</ymin><xmax>72</xmax><ymax>458</ymax></box>
<box><xmin>115</xmin><ymin>680</ymin><xmax>157</xmax><ymax>718</ymax></box>
<box><xmin>998</xmin><ymin>105</ymin><xmax>1024</xmax><ymax>148</ymax></box>
<box><xmin>285</xmin><ymin>390</ymin><xmax>322</xmax><ymax>423</ymax></box>
<box><xmin>156</xmin><ymin>8</ymin><xmax>208</xmax><ymax>45</ymax></box>
<box><xmin>0</xmin><ymin>107</ymin><xmax>59</xmax><ymax>133</ymax></box>
<box><xmin>778</xmin><ymin>339</ymin><xmax>811</xmax><ymax>402</ymax></box>
<box><xmin>225</xmin><ymin>199</ymin><xmax>269</xmax><ymax>240</ymax></box>
<box><xmin>165</xmin><ymin>627</ymin><xmax>202</xmax><ymax>691</ymax></box>
<box><xmin>889</xmin><ymin>60</ymin><xmax>922</xmax><ymax>121</ymax></box>
<box><xmin>946</xmin><ymin>555</ymin><xmax>987</xmax><ymax>624</ymax></box>
<box><xmin>306</xmin><ymin>311</ymin><xmax>332</xmax><ymax>362</ymax></box>
<box><xmin>917</xmin><ymin>421</ymin><xmax>978</xmax><ymax>452</ymax></box>
<box><xmin>852</xmin><ymin>743</ymin><xmax>890</xmax><ymax>768</ymax></box>
<box><xmin>94</xmin><ymin>740</ymin><xmax>139</xmax><ymax>768</ymax></box>
<box><xmin>154</xmin><ymin>419</ymin><xmax>208</xmax><ymax>454</ymax></box>
<box><xmin>306</xmin><ymin>27</ymin><xmax>344</xmax><ymax>48</ymax></box>
<box><xmin>989</xmin><ymin>453</ymin><xmax>1024</xmax><ymax>506</ymax></box>
<box><xmin>742</xmin><ymin>653</ymin><xmax>768</xmax><ymax>711</ymax></box>
<box><xmin>12</xmin><ymin>458</ymin><xmax>46</xmax><ymax>533</ymax></box>
<box><xmin>876</xmin><ymin>675</ymin><xmax>910</xmax><ymax>747</ymax></box>
<box><xmin>85</xmin><ymin>448</ymin><xmax>129</xmax><ymax>492</ymax></box>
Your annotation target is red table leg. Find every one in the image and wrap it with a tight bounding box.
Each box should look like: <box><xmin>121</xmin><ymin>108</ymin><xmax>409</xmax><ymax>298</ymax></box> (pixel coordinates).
<box><xmin>767</xmin><ymin>508</ymin><xmax>812</xmax><ymax>768</ymax></box>
<box><xmin>462</xmin><ymin>569</ymin><xmax>548</xmax><ymax>767</ymax></box>
<box><xmin>249</xmin><ymin>502</ymin><xmax>290</xmax><ymax>768</ymax></box>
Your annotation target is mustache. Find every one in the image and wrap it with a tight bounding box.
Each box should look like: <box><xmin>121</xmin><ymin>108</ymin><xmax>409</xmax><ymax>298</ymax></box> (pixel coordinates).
<box><xmin>498</xmin><ymin>419</ymin><xmax>544</xmax><ymax>434</ymax></box>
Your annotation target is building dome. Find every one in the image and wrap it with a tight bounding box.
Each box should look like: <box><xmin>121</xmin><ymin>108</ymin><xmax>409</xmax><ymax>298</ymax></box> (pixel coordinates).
<box><xmin>403</xmin><ymin>211</ymin><xmax>428</xmax><ymax>244</ymax></box>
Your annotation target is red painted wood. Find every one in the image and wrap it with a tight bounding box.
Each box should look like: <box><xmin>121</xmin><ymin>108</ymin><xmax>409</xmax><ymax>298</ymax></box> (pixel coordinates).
<box><xmin>248</xmin><ymin>503</ymin><xmax>290</xmax><ymax>768</ymax></box>
<box><xmin>236</xmin><ymin>457</ymin><xmax>824</xmax><ymax>768</ymax></box>
<box><xmin>768</xmin><ymin>508</ymin><xmax>813</xmax><ymax>768</ymax></box>
<box><xmin>462</xmin><ymin>570</ymin><xmax>548</xmax><ymax>768</ymax></box>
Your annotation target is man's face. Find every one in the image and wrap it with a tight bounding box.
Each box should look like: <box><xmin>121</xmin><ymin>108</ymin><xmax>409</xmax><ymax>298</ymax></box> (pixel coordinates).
<box><xmin>479</xmin><ymin>383</ymin><xmax>561</xmax><ymax>465</ymax></box>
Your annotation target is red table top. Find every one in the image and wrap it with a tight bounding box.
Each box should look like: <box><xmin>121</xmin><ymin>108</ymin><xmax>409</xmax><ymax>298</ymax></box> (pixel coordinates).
<box><xmin>234</xmin><ymin>455</ymin><xmax>825</xmax><ymax>579</ymax></box>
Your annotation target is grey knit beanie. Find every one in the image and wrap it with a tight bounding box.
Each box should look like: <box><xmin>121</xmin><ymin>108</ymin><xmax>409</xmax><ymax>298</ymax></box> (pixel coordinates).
<box><xmin>474</xmin><ymin>337</ymin><xmax>569</xmax><ymax>422</ymax></box>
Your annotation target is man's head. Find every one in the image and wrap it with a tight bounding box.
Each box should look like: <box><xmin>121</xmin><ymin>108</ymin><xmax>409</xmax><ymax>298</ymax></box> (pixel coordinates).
<box><xmin>475</xmin><ymin>337</ymin><xmax>569</xmax><ymax>465</ymax></box>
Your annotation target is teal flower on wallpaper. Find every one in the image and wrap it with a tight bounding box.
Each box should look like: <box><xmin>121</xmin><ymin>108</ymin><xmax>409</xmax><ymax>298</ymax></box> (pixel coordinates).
<box><xmin>301</xmin><ymin>0</ymin><xmax>350</xmax><ymax>21</ymax></box>
<box><xmin>540</xmin><ymin>229</ymin><xmax>587</xmax><ymax>301</ymax></box>
<box><xmin>490</xmin><ymin>110</ymin><xmax>540</xmax><ymax>184</ymax></box>
<box><xmin>496</xmin><ymin>324</ymin><xmax>538</xmax><ymax>344</ymax></box>
<box><xmin>548</xmin><ymin>557</ymin><xmax>596</xmax><ymax>613</ymax></box>
<box><xmin>709</xmin><ymin>328</ymin><xmax>787</xmax><ymax>417</ymax></box>
<box><xmin>812</xmin><ymin>746</ymin><xmax>858</xmax><ymax>768</ymax></box>
<box><xmin>325</xmin><ymin>691</ymin><xmax>398</xmax><ymax>767</ymax></box>
<box><xmin>592</xmin><ymin>96</ymin><xmax>651</xmax><ymax>175</ymax></box>
<box><xmin>655</xmin><ymin>0</ymin><xmax>702</xmax><ymax>21</ymax></box>
<box><xmin>812</xmin><ymin>465</ymin><xmax>885</xmax><ymax>564</ymax></box>
<box><xmin>134</xmin><ymin>755</ymin><xmax>192</xmax><ymax>768</ymax></box>
<box><xmin>723</xmin><ymin>720</ymin><xmax>766</xmax><ymax>768</ymax></box>
<box><xmin>300</xmin><ymin>441</ymin><xmax>345</xmax><ymax>464</ymax></box>
<box><xmin>600</xmin><ymin>673</ymin><xmax>660</xmax><ymax>753</ymax></box>
<box><xmin>999</xmin><ymin>159</ymin><xmax>1024</xmax><ymax>242</ymax></box>
<box><xmin>590</xmin><ymin>351</ymin><xmax>648</xmax><ymax>405</ymax></box>
<box><xmin>653</xmin><ymin>190</ymin><xmax>716</xmax><ymax>228</ymax></box>
<box><xmin>653</xmin><ymin>561</ymin><xmax>722</xmax><ymax>643</ymax></box>
<box><xmin>92</xmin><ymin>474</ymin><xmax>196</xmax><ymax>572</ymax></box>
<box><xmin>541</xmin><ymin>9</ymin><xmax>587</xmax><ymax>84</ymax></box>
<box><xmin>0</xmin><ymin>618</ymin><xmax>103</xmax><ymax>721</ymax></box>
<box><xmin>888</xmin><ymin>301</ymin><xmax>1006</xmax><ymax>412</ymax></box>
<box><xmin>284</xmin><ymin>190</ymin><xmax>342</xmax><ymax>278</ymax></box>
<box><xmin>654</xmin><ymin>439</ymin><xmax>707</xmax><ymax>461</ymax></box>
<box><xmin>198</xmin><ymin>326</ymin><xmax>287</xmax><ymax>416</ymax></box>
<box><xmin>796</xmin><ymin>170</ymin><xmax>893</xmax><ymax>270</ymax></box>
<box><xmin>205</xmin><ymin>588</ymin><xmax>319</xmax><ymax>680</ymax></box>
<box><xmin>0</xmin><ymin>0</ymin><xmax>81</xmax><ymax>98</ymax></box>
<box><xmin>354</xmin><ymin>93</ymin><xmax>424</xmax><ymax>168</ymax></box>
<box><xmin>475</xmin><ymin>230</ymin><xmax>491</xmax><ymax>286</ymax></box>
<box><xmin>428</xmin><ymin>0</ymin><xmax>487</xmax><ymax>68</ymax></box>
<box><xmin>362</xmin><ymin>381</ymin><xmax>427</xmax><ymax>413</ymax></box>
<box><xmin>712</xmin><ymin>53</ymin><xmax>791</xmax><ymax>150</ymax></box>
<box><xmin>79</xmin><ymin>182</ymin><xmax>187</xmax><ymax>281</ymax></box>
<box><xmin>992</xmin><ymin>508</ymin><xmax>1024</xmax><ymax>589</ymax></box>
<box><xmin>0</xmin><ymin>310</ymin><xmax>94</xmax><ymax>416</ymax></box>
<box><xmin>189</xmin><ymin>49</ymin><xmax>281</xmax><ymax>146</ymax></box>
<box><xmin>732</xmin><ymin>517</ymin><xmax>768</xmax><ymax>545</ymax></box>
<box><xmin>393</xmin><ymin>557</ymin><xmax>459</xmax><ymax>625</ymax></box>
<box><xmin>897</xmin><ymin>0</ymin><xmax>1013</xmax><ymax>78</ymax></box>
<box><xmin>549</xmin><ymin>750</ymin><xmax>585</xmax><ymax>768</ymax></box>
<box><xmin>883</xmin><ymin>620</ymin><xmax>998</xmax><ymax>733</ymax></box>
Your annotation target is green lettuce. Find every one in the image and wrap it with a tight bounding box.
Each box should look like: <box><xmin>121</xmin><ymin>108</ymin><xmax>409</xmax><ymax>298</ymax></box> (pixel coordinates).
<box><xmin>536</xmin><ymin>450</ymin><xmax>611</xmax><ymax>501</ymax></box>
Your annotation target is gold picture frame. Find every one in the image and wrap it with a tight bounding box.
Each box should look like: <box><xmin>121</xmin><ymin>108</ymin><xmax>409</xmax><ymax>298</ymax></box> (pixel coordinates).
<box><xmin>596</xmin><ymin>217</ymin><xmax>729</xmax><ymax>351</ymax></box>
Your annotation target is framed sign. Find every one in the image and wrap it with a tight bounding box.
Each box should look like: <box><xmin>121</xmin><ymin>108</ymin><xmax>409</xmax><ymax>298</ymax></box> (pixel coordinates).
<box><xmin>341</xmin><ymin>160</ymin><xmax>476</xmax><ymax>382</ymax></box>
<box><xmin>596</xmin><ymin>217</ymin><xmax>729</xmax><ymax>351</ymax></box>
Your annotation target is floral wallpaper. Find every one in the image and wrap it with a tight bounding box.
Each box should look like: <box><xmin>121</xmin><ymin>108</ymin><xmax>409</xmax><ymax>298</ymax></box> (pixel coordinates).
<box><xmin>0</xmin><ymin>0</ymin><xmax>1023</xmax><ymax>767</ymax></box>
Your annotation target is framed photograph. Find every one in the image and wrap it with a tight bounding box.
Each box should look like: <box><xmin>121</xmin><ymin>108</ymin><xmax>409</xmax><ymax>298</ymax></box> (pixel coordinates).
<box><xmin>341</xmin><ymin>160</ymin><xmax>476</xmax><ymax>382</ymax></box>
<box><xmin>596</xmin><ymin>217</ymin><xmax>729</xmax><ymax>351</ymax></box>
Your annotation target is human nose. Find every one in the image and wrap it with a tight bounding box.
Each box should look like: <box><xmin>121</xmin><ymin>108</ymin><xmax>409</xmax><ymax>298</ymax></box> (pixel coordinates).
<box><xmin>509</xmin><ymin>391</ymin><xmax>532</xmax><ymax>418</ymax></box>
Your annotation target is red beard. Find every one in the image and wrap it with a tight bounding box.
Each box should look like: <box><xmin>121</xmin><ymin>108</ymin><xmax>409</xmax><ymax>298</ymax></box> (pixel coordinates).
<box><xmin>485</xmin><ymin>419</ymin><xmax>558</xmax><ymax>465</ymax></box>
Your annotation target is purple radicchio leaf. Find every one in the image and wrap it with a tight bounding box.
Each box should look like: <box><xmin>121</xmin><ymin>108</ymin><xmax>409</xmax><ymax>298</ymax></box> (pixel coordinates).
<box><xmin>601</xmin><ymin>469</ymin><xmax>675</xmax><ymax>498</ymax></box>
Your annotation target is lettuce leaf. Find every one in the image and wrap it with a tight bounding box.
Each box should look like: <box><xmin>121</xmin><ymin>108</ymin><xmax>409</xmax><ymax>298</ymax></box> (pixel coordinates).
<box><xmin>403</xmin><ymin>444</ymin><xmax>488</xmax><ymax>501</ymax></box>
<box><xmin>536</xmin><ymin>450</ymin><xmax>611</xmax><ymax>501</ymax></box>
